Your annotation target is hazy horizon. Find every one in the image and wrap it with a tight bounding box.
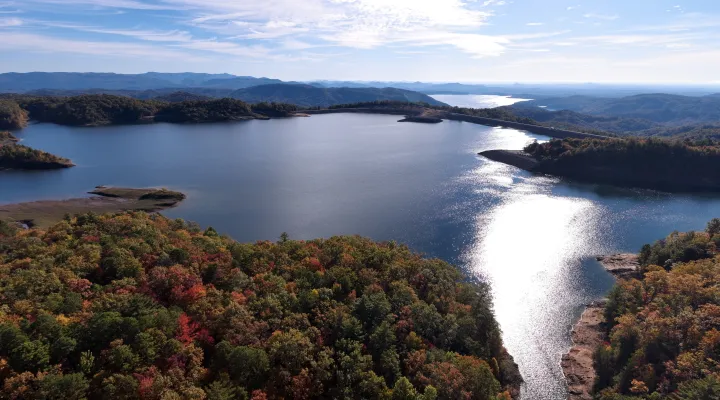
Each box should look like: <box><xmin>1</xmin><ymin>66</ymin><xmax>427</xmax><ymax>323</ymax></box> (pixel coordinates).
<box><xmin>1</xmin><ymin>71</ymin><xmax>720</xmax><ymax>88</ymax></box>
<box><xmin>2</xmin><ymin>0</ymin><xmax>720</xmax><ymax>83</ymax></box>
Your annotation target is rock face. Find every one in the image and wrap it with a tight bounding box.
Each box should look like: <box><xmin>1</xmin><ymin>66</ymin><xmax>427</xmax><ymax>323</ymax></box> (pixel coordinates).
<box><xmin>562</xmin><ymin>301</ymin><xmax>607</xmax><ymax>400</ymax></box>
<box><xmin>562</xmin><ymin>253</ymin><xmax>640</xmax><ymax>399</ymax></box>
<box><xmin>479</xmin><ymin>150</ymin><xmax>539</xmax><ymax>171</ymax></box>
<box><xmin>596</xmin><ymin>254</ymin><xmax>639</xmax><ymax>279</ymax></box>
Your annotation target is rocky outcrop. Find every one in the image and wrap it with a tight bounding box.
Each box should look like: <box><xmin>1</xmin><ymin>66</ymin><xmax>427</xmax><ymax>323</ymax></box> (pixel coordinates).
<box><xmin>479</xmin><ymin>150</ymin><xmax>539</xmax><ymax>171</ymax></box>
<box><xmin>562</xmin><ymin>253</ymin><xmax>640</xmax><ymax>399</ymax></box>
<box><xmin>562</xmin><ymin>301</ymin><xmax>607</xmax><ymax>400</ymax></box>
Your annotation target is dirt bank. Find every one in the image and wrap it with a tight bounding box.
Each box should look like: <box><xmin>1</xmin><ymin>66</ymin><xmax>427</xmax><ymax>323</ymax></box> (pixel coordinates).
<box><xmin>0</xmin><ymin>187</ymin><xmax>186</xmax><ymax>228</ymax></box>
<box><xmin>562</xmin><ymin>254</ymin><xmax>639</xmax><ymax>399</ymax></box>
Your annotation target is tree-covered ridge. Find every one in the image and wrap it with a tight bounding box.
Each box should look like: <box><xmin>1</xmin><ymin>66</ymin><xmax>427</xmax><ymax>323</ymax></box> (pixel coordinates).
<box><xmin>0</xmin><ymin>141</ymin><xmax>74</xmax><ymax>170</ymax></box>
<box><xmin>596</xmin><ymin>220</ymin><xmax>720</xmax><ymax>399</ymax></box>
<box><xmin>227</xmin><ymin>84</ymin><xmax>447</xmax><ymax>108</ymax></box>
<box><xmin>153</xmin><ymin>98</ymin><xmax>255</xmax><ymax>123</ymax></box>
<box><xmin>509</xmin><ymin>105</ymin><xmax>720</xmax><ymax>140</ymax></box>
<box><xmin>0</xmin><ymin>131</ymin><xmax>19</xmax><ymax>144</ymax></box>
<box><xmin>523</xmin><ymin>138</ymin><xmax>720</xmax><ymax>192</ymax></box>
<box><xmin>3</xmin><ymin>95</ymin><xmax>299</xmax><ymax>127</ymax></box>
<box><xmin>19</xmin><ymin>95</ymin><xmax>160</xmax><ymax>127</ymax></box>
<box><xmin>637</xmin><ymin>219</ymin><xmax>720</xmax><ymax>270</ymax></box>
<box><xmin>325</xmin><ymin>101</ymin><xmax>536</xmax><ymax>125</ymax></box>
<box><xmin>0</xmin><ymin>100</ymin><xmax>29</xmax><ymax>130</ymax></box>
<box><xmin>0</xmin><ymin>212</ymin><xmax>519</xmax><ymax>399</ymax></box>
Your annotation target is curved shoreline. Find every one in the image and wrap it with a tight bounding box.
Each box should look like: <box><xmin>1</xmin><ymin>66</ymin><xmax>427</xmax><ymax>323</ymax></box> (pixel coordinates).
<box><xmin>0</xmin><ymin>187</ymin><xmax>186</xmax><ymax>228</ymax></box>
<box><xmin>303</xmin><ymin>108</ymin><xmax>606</xmax><ymax>140</ymax></box>
<box><xmin>562</xmin><ymin>254</ymin><xmax>639</xmax><ymax>400</ymax></box>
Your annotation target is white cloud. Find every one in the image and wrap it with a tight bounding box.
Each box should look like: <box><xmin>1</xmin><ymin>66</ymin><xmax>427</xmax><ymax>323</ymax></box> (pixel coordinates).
<box><xmin>573</xmin><ymin>32</ymin><xmax>702</xmax><ymax>47</ymax></box>
<box><xmin>0</xmin><ymin>32</ymin><xmax>196</xmax><ymax>58</ymax></box>
<box><xmin>40</xmin><ymin>23</ymin><xmax>194</xmax><ymax>42</ymax></box>
<box><xmin>567</xmin><ymin>5</ymin><xmax>580</xmax><ymax>11</ymax></box>
<box><xmin>26</xmin><ymin>0</ymin><xmax>181</xmax><ymax>10</ymax></box>
<box><xmin>0</xmin><ymin>16</ymin><xmax>21</xmax><ymax>26</ymax></box>
<box><xmin>175</xmin><ymin>0</ymin><xmax>502</xmax><ymax>57</ymax></box>
<box><xmin>583</xmin><ymin>13</ymin><xmax>619</xmax><ymax>21</ymax></box>
<box><xmin>526</xmin><ymin>22</ymin><xmax>544</xmax><ymax>26</ymax></box>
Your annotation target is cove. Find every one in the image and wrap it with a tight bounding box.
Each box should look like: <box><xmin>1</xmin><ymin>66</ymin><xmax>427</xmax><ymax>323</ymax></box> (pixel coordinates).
<box><xmin>4</xmin><ymin>113</ymin><xmax>720</xmax><ymax>398</ymax></box>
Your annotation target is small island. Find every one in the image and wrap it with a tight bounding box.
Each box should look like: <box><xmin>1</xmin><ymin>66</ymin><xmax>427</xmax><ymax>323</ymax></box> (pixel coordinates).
<box><xmin>0</xmin><ymin>131</ymin><xmax>74</xmax><ymax>170</ymax></box>
<box><xmin>481</xmin><ymin>138</ymin><xmax>720</xmax><ymax>193</ymax></box>
<box><xmin>0</xmin><ymin>186</ymin><xmax>186</xmax><ymax>228</ymax></box>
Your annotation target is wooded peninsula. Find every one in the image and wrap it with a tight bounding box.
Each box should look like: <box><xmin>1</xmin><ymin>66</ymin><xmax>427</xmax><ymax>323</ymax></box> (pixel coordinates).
<box><xmin>0</xmin><ymin>132</ymin><xmax>74</xmax><ymax>170</ymax></box>
<box><xmin>482</xmin><ymin>138</ymin><xmax>720</xmax><ymax>193</ymax></box>
<box><xmin>0</xmin><ymin>211</ymin><xmax>521</xmax><ymax>399</ymax></box>
<box><xmin>568</xmin><ymin>219</ymin><xmax>720</xmax><ymax>399</ymax></box>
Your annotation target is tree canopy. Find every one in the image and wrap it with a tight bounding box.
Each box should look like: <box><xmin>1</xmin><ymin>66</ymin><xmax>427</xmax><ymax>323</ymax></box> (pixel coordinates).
<box><xmin>0</xmin><ymin>140</ymin><xmax>73</xmax><ymax>170</ymax></box>
<box><xmin>524</xmin><ymin>138</ymin><xmax>720</xmax><ymax>192</ymax></box>
<box><xmin>0</xmin><ymin>100</ymin><xmax>28</xmax><ymax>130</ymax></box>
<box><xmin>0</xmin><ymin>212</ymin><xmax>518</xmax><ymax>399</ymax></box>
<box><xmin>596</xmin><ymin>220</ymin><xmax>720</xmax><ymax>399</ymax></box>
<box><xmin>1</xmin><ymin>95</ymin><xmax>299</xmax><ymax>127</ymax></box>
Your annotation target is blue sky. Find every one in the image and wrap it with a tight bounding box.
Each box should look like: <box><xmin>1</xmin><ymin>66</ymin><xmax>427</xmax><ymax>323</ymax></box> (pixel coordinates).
<box><xmin>1</xmin><ymin>0</ymin><xmax>719</xmax><ymax>83</ymax></box>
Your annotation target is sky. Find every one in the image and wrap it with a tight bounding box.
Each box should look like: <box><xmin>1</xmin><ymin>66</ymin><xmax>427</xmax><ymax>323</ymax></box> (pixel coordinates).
<box><xmin>1</xmin><ymin>0</ymin><xmax>720</xmax><ymax>83</ymax></box>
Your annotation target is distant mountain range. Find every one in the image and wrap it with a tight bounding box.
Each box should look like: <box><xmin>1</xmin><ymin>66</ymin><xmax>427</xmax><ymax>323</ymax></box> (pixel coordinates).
<box><xmin>520</xmin><ymin>94</ymin><xmax>720</xmax><ymax>124</ymax></box>
<box><xmin>0</xmin><ymin>72</ymin><xmax>279</xmax><ymax>92</ymax></box>
<box><xmin>17</xmin><ymin>84</ymin><xmax>446</xmax><ymax>108</ymax></box>
<box><xmin>228</xmin><ymin>84</ymin><xmax>445</xmax><ymax>107</ymax></box>
<box><xmin>2</xmin><ymin>72</ymin><xmax>719</xmax><ymax>98</ymax></box>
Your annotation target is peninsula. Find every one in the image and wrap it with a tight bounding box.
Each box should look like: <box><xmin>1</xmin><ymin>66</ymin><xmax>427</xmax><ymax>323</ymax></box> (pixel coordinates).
<box><xmin>0</xmin><ymin>211</ymin><xmax>521</xmax><ymax>399</ymax></box>
<box><xmin>562</xmin><ymin>254</ymin><xmax>639</xmax><ymax>400</ymax></box>
<box><xmin>0</xmin><ymin>131</ymin><xmax>74</xmax><ymax>170</ymax></box>
<box><xmin>304</xmin><ymin>101</ymin><xmax>606</xmax><ymax>140</ymax></box>
<box><xmin>0</xmin><ymin>187</ymin><xmax>186</xmax><ymax>228</ymax></box>
<box><xmin>576</xmin><ymin>221</ymin><xmax>720</xmax><ymax>399</ymax></box>
<box><xmin>481</xmin><ymin>138</ymin><xmax>720</xmax><ymax>193</ymax></box>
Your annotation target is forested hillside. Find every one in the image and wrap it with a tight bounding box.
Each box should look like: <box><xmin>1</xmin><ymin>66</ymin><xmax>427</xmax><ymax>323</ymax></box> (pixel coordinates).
<box><xmin>523</xmin><ymin>138</ymin><xmax>720</xmax><ymax>192</ymax></box>
<box><xmin>521</xmin><ymin>94</ymin><xmax>720</xmax><ymax>125</ymax></box>
<box><xmin>595</xmin><ymin>220</ymin><xmax>720</xmax><ymax>399</ymax></box>
<box><xmin>0</xmin><ymin>212</ymin><xmax>520</xmax><ymax>399</ymax></box>
<box><xmin>228</xmin><ymin>84</ymin><xmax>447</xmax><ymax>107</ymax></box>
<box><xmin>0</xmin><ymin>100</ymin><xmax>28</xmax><ymax>130</ymax></box>
<box><xmin>4</xmin><ymin>95</ymin><xmax>298</xmax><ymax>126</ymax></box>
<box><xmin>0</xmin><ymin>131</ymin><xmax>74</xmax><ymax>170</ymax></box>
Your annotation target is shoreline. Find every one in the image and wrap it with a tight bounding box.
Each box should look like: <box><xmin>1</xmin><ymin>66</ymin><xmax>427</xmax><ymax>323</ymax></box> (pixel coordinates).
<box><xmin>303</xmin><ymin>108</ymin><xmax>605</xmax><ymax>140</ymax></box>
<box><xmin>0</xmin><ymin>186</ymin><xmax>186</xmax><ymax>228</ymax></box>
<box><xmin>479</xmin><ymin>149</ymin><xmax>720</xmax><ymax>194</ymax></box>
<box><xmin>562</xmin><ymin>254</ymin><xmax>639</xmax><ymax>400</ymax></box>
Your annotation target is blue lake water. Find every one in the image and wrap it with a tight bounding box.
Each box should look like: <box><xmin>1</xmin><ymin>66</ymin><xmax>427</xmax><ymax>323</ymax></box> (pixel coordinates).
<box><xmin>4</xmin><ymin>113</ymin><xmax>720</xmax><ymax>398</ymax></box>
<box><xmin>430</xmin><ymin>94</ymin><xmax>532</xmax><ymax>108</ymax></box>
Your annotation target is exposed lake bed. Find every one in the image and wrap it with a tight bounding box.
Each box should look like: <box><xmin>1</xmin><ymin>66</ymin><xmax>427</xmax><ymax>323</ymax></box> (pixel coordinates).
<box><xmin>0</xmin><ymin>186</ymin><xmax>186</xmax><ymax>228</ymax></box>
<box><xmin>3</xmin><ymin>113</ymin><xmax>720</xmax><ymax>398</ymax></box>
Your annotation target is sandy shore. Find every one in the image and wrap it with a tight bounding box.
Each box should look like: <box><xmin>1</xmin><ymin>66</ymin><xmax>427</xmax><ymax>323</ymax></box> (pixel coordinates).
<box><xmin>562</xmin><ymin>254</ymin><xmax>639</xmax><ymax>400</ymax></box>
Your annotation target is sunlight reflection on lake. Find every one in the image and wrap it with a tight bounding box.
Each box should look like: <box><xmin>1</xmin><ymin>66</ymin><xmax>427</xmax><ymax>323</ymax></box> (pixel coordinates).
<box><xmin>431</xmin><ymin>94</ymin><xmax>532</xmax><ymax>108</ymax></box>
<box><xmin>8</xmin><ymin>115</ymin><xmax>720</xmax><ymax>399</ymax></box>
<box><xmin>468</xmin><ymin>191</ymin><xmax>604</xmax><ymax>397</ymax></box>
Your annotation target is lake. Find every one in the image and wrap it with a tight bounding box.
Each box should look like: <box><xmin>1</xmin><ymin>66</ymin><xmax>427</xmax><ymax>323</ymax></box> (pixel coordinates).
<box><xmin>430</xmin><ymin>94</ymin><xmax>532</xmax><ymax>108</ymax></box>
<box><xmin>4</xmin><ymin>114</ymin><xmax>720</xmax><ymax>398</ymax></box>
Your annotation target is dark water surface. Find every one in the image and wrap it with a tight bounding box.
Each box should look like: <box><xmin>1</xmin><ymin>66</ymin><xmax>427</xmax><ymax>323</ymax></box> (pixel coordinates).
<box><xmin>4</xmin><ymin>114</ymin><xmax>720</xmax><ymax>398</ymax></box>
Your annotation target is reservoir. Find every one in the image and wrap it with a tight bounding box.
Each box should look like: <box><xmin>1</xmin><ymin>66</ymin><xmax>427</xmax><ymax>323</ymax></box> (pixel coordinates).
<box><xmin>4</xmin><ymin>113</ymin><xmax>720</xmax><ymax>398</ymax></box>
